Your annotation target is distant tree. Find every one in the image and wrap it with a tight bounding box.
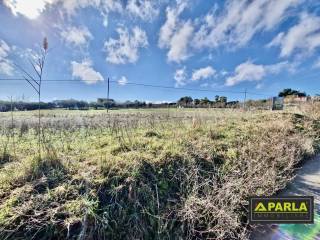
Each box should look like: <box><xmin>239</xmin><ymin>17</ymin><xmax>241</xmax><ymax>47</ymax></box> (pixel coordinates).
<box><xmin>177</xmin><ymin>96</ymin><xmax>193</xmax><ymax>107</ymax></box>
<box><xmin>214</xmin><ymin>95</ymin><xmax>219</xmax><ymax>102</ymax></box>
<box><xmin>278</xmin><ymin>88</ymin><xmax>306</xmax><ymax>97</ymax></box>
<box><xmin>193</xmin><ymin>99</ymin><xmax>200</xmax><ymax>105</ymax></box>
<box><xmin>219</xmin><ymin>96</ymin><xmax>227</xmax><ymax>103</ymax></box>
<box><xmin>104</xmin><ymin>99</ymin><xmax>116</xmax><ymax>108</ymax></box>
<box><xmin>200</xmin><ymin>97</ymin><xmax>211</xmax><ymax>106</ymax></box>
<box><xmin>97</xmin><ymin>98</ymin><xmax>116</xmax><ymax>108</ymax></box>
<box><xmin>89</xmin><ymin>102</ymin><xmax>103</xmax><ymax>110</ymax></box>
<box><xmin>213</xmin><ymin>96</ymin><xmax>227</xmax><ymax>108</ymax></box>
<box><xmin>133</xmin><ymin>100</ymin><xmax>140</xmax><ymax>108</ymax></box>
<box><xmin>227</xmin><ymin>101</ymin><xmax>239</xmax><ymax>108</ymax></box>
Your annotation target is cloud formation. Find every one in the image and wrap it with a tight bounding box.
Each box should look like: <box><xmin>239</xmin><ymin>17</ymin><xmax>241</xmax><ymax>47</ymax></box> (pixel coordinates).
<box><xmin>71</xmin><ymin>59</ymin><xmax>103</xmax><ymax>84</ymax></box>
<box><xmin>3</xmin><ymin>0</ymin><xmax>160</xmax><ymax>23</ymax></box>
<box><xmin>193</xmin><ymin>0</ymin><xmax>300</xmax><ymax>49</ymax></box>
<box><xmin>192</xmin><ymin>66</ymin><xmax>216</xmax><ymax>81</ymax></box>
<box><xmin>104</xmin><ymin>26</ymin><xmax>148</xmax><ymax>64</ymax></box>
<box><xmin>126</xmin><ymin>0</ymin><xmax>160</xmax><ymax>22</ymax></box>
<box><xmin>3</xmin><ymin>0</ymin><xmax>54</xmax><ymax>19</ymax></box>
<box><xmin>174</xmin><ymin>66</ymin><xmax>187</xmax><ymax>87</ymax></box>
<box><xmin>267</xmin><ymin>13</ymin><xmax>320</xmax><ymax>57</ymax></box>
<box><xmin>60</xmin><ymin>26</ymin><xmax>93</xmax><ymax>47</ymax></box>
<box><xmin>0</xmin><ymin>40</ymin><xmax>14</xmax><ymax>76</ymax></box>
<box><xmin>159</xmin><ymin>1</ymin><xmax>194</xmax><ymax>62</ymax></box>
<box><xmin>225</xmin><ymin>60</ymin><xmax>292</xmax><ymax>86</ymax></box>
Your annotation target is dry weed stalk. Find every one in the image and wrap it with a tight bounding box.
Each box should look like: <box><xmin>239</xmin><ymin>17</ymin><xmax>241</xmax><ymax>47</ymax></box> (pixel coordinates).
<box><xmin>15</xmin><ymin>38</ymin><xmax>48</xmax><ymax>159</ymax></box>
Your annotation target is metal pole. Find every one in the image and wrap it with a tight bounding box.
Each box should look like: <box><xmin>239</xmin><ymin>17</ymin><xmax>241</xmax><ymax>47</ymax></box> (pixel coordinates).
<box><xmin>243</xmin><ymin>89</ymin><xmax>247</xmax><ymax>110</ymax></box>
<box><xmin>107</xmin><ymin>77</ymin><xmax>110</xmax><ymax>113</ymax></box>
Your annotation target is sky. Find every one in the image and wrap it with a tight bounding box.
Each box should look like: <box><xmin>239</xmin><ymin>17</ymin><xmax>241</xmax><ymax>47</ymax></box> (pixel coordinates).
<box><xmin>0</xmin><ymin>0</ymin><xmax>320</xmax><ymax>102</ymax></box>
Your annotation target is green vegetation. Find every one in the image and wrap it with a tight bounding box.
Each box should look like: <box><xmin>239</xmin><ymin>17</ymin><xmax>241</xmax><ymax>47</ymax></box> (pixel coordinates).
<box><xmin>278</xmin><ymin>88</ymin><xmax>307</xmax><ymax>97</ymax></box>
<box><xmin>0</xmin><ymin>106</ymin><xmax>319</xmax><ymax>239</ymax></box>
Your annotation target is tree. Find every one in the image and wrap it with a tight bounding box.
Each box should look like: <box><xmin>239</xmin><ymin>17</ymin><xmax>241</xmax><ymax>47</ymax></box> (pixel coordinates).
<box><xmin>193</xmin><ymin>99</ymin><xmax>200</xmax><ymax>105</ymax></box>
<box><xmin>15</xmin><ymin>38</ymin><xmax>48</xmax><ymax>159</ymax></box>
<box><xmin>213</xmin><ymin>96</ymin><xmax>227</xmax><ymax>108</ymax></box>
<box><xmin>219</xmin><ymin>96</ymin><xmax>227</xmax><ymax>103</ymax></box>
<box><xmin>278</xmin><ymin>88</ymin><xmax>306</xmax><ymax>97</ymax></box>
<box><xmin>200</xmin><ymin>97</ymin><xmax>211</xmax><ymax>106</ymax></box>
<box><xmin>177</xmin><ymin>96</ymin><xmax>193</xmax><ymax>107</ymax></box>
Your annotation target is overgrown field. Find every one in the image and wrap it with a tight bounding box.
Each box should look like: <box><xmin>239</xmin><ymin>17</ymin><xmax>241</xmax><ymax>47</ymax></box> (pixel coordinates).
<box><xmin>0</xmin><ymin>106</ymin><xmax>320</xmax><ymax>239</ymax></box>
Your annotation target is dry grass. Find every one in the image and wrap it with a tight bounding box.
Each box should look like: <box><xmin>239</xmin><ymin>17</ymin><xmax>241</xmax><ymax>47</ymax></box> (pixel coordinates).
<box><xmin>0</xmin><ymin>106</ymin><xmax>319</xmax><ymax>239</ymax></box>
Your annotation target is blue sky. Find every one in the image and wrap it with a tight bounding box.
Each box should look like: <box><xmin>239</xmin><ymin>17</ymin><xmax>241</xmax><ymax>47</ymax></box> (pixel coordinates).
<box><xmin>1</xmin><ymin>0</ymin><xmax>320</xmax><ymax>102</ymax></box>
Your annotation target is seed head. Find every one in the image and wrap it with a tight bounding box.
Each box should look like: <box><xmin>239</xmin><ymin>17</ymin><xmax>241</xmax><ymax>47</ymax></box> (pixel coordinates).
<box><xmin>43</xmin><ymin>37</ymin><xmax>48</xmax><ymax>51</ymax></box>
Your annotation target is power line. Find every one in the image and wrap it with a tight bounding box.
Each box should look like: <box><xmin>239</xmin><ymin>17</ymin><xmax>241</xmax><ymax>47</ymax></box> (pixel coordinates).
<box><xmin>0</xmin><ymin>78</ymin><xmax>272</xmax><ymax>97</ymax></box>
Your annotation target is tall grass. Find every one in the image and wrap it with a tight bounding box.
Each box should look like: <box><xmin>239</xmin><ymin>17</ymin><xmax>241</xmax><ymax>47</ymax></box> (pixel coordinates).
<box><xmin>0</xmin><ymin>107</ymin><xmax>319</xmax><ymax>239</ymax></box>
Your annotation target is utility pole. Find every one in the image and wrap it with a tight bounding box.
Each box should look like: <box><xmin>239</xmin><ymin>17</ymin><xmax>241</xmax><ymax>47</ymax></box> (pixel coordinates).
<box><xmin>243</xmin><ymin>89</ymin><xmax>247</xmax><ymax>110</ymax></box>
<box><xmin>107</xmin><ymin>77</ymin><xmax>110</xmax><ymax>113</ymax></box>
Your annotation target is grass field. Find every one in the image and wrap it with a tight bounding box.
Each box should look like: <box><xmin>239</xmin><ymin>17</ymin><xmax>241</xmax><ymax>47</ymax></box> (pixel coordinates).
<box><xmin>0</xmin><ymin>106</ymin><xmax>320</xmax><ymax>239</ymax></box>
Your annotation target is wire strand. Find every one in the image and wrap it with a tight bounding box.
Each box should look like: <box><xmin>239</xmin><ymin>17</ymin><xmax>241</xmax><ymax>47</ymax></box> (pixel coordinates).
<box><xmin>0</xmin><ymin>78</ymin><xmax>272</xmax><ymax>96</ymax></box>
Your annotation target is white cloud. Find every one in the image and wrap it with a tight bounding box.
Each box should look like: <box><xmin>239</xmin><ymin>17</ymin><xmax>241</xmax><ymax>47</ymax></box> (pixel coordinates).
<box><xmin>4</xmin><ymin>0</ymin><xmax>160</xmax><ymax>24</ymax></box>
<box><xmin>174</xmin><ymin>66</ymin><xmax>187</xmax><ymax>87</ymax></box>
<box><xmin>126</xmin><ymin>0</ymin><xmax>159</xmax><ymax>21</ymax></box>
<box><xmin>226</xmin><ymin>61</ymin><xmax>266</xmax><ymax>86</ymax></box>
<box><xmin>99</xmin><ymin>0</ymin><xmax>160</xmax><ymax>22</ymax></box>
<box><xmin>225</xmin><ymin>60</ymin><xmax>291</xmax><ymax>86</ymax></box>
<box><xmin>59</xmin><ymin>0</ymin><xmax>100</xmax><ymax>16</ymax></box>
<box><xmin>60</xmin><ymin>0</ymin><xmax>160</xmax><ymax>28</ymax></box>
<box><xmin>71</xmin><ymin>59</ymin><xmax>104</xmax><ymax>84</ymax></box>
<box><xmin>0</xmin><ymin>40</ymin><xmax>10</xmax><ymax>59</ymax></box>
<box><xmin>104</xmin><ymin>26</ymin><xmax>148</xmax><ymax>64</ymax></box>
<box><xmin>3</xmin><ymin>0</ymin><xmax>54</xmax><ymax>19</ymax></box>
<box><xmin>265</xmin><ymin>61</ymin><xmax>295</xmax><ymax>74</ymax></box>
<box><xmin>60</xmin><ymin>26</ymin><xmax>93</xmax><ymax>47</ymax></box>
<box><xmin>117</xmin><ymin>76</ymin><xmax>128</xmax><ymax>85</ymax></box>
<box><xmin>3</xmin><ymin>0</ymin><xmax>98</xmax><ymax>19</ymax></box>
<box><xmin>167</xmin><ymin>21</ymin><xmax>194</xmax><ymax>62</ymax></box>
<box><xmin>267</xmin><ymin>13</ymin><xmax>320</xmax><ymax>57</ymax></box>
<box><xmin>192</xmin><ymin>66</ymin><xmax>216</xmax><ymax>81</ymax></box>
<box><xmin>0</xmin><ymin>40</ymin><xmax>14</xmax><ymax>76</ymax></box>
<box><xmin>159</xmin><ymin>1</ymin><xmax>194</xmax><ymax>62</ymax></box>
<box><xmin>60</xmin><ymin>0</ymin><xmax>160</xmax><ymax>21</ymax></box>
<box><xmin>193</xmin><ymin>0</ymin><xmax>300</xmax><ymax>50</ymax></box>
<box><xmin>158</xmin><ymin>1</ymin><xmax>187</xmax><ymax>48</ymax></box>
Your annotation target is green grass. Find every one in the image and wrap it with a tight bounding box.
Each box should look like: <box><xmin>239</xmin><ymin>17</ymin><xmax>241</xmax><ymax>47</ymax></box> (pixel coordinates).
<box><xmin>0</xmin><ymin>107</ymin><xmax>319</xmax><ymax>239</ymax></box>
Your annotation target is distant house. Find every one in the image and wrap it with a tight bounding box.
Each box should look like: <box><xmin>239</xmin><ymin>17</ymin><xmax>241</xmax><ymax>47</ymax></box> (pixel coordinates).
<box><xmin>284</xmin><ymin>95</ymin><xmax>310</xmax><ymax>104</ymax></box>
<box><xmin>311</xmin><ymin>96</ymin><xmax>320</xmax><ymax>102</ymax></box>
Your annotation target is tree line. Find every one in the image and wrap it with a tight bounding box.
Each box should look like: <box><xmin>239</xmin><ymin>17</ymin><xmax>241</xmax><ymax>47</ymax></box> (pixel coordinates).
<box><xmin>0</xmin><ymin>96</ymin><xmax>239</xmax><ymax>112</ymax></box>
<box><xmin>176</xmin><ymin>95</ymin><xmax>238</xmax><ymax>108</ymax></box>
<box><xmin>0</xmin><ymin>88</ymin><xmax>310</xmax><ymax>112</ymax></box>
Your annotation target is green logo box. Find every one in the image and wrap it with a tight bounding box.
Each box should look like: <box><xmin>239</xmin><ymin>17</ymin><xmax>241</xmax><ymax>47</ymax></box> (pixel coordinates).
<box><xmin>249</xmin><ymin>196</ymin><xmax>314</xmax><ymax>224</ymax></box>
